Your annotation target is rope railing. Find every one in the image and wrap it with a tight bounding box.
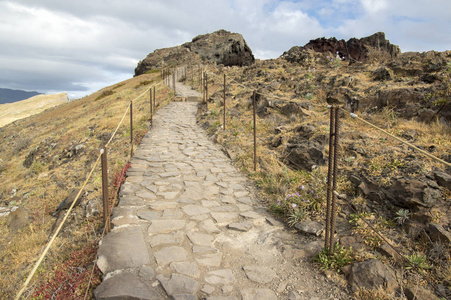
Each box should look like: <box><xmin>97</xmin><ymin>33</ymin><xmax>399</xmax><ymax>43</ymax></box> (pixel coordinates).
<box><xmin>15</xmin><ymin>154</ymin><xmax>102</xmax><ymax>300</ymax></box>
<box><xmin>341</xmin><ymin>108</ymin><xmax>451</xmax><ymax>168</ymax></box>
<box><xmin>15</xmin><ymin>75</ymin><xmax>170</xmax><ymax>300</ymax></box>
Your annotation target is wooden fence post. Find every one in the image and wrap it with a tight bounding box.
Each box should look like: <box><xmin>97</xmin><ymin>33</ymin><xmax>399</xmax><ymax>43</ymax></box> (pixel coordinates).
<box><xmin>205</xmin><ymin>72</ymin><xmax>208</xmax><ymax>111</ymax></box>
<box><xmin>253</xmin><ymin>91</ymin><xmax>257</xmax><ymax>171</ymax></box>
<box><xmin>130</xmin><ymin>101</ymin><xmax>133</xmax><ymax>157</ymax></box>
<box><xmin>172</xmin><ymin>70</ymin><xmax>176</xmax><ymax>95</ymax></box>
<box><xmin>324</xmin><ymin>105</ymin><xmax>340</xmax><ymax>255</ymax></box>
<box><xmin>223</xmin><ymin>73</ymin><xmax>226</xmax><ymax>130</ymax></box>
<box><xmin>101</xmin><ymin>148</ymin><xmax>111</xmax><ymax>233</ymax></box>
<box><xmin>150</xmin><ymin>88</ymin><xmax>153</xmax><ymax>125</ymax></box>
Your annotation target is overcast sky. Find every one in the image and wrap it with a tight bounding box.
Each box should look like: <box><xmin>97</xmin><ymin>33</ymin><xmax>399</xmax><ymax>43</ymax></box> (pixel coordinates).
<box><xmin>1</xmin><ymin>0</ymin><xmax>450</xmax><ymax>99</ymax></box>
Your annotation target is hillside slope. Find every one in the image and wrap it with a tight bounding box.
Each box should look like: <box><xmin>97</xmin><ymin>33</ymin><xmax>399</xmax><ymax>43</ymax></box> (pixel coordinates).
<box><xmin>0</xmin><ymin>93</ymin><xmax>69</xmax><ymax>127</ymax></box>
<box><xmin>0</xmin><ymin>72</ymin><xmax>173</xmax><ymax>298</ymax></box>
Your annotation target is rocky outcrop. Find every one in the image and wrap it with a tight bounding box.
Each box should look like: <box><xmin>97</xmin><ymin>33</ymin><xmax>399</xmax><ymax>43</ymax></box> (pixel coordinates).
<box><xmin>135</xmin><ymin>30</ymin><xmax>254</xmax><ymax>76</ymax></box>
<box><xmin>282</xmin><ymin>32</ymin><xmax>400</xmax><ymax>63</ymax></box>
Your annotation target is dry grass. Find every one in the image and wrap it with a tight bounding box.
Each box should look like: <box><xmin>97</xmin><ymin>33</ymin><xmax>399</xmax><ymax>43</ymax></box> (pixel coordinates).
<box><xmin>0</xmin><ymin>93</ymin><xmax>68</xmax><ymax>127</ymax></box>
<box><xmin>0</xmin><ymin>72</ymin><xmax>173</xmax><ymax>298</ymax></box>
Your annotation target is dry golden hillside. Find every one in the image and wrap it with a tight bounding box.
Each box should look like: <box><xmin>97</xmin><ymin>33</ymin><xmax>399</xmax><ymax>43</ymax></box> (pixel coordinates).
<box><xmin>0</xmin><ymin>71</ymin><xmax>173</xmax><ymax>299</ymax></box>
<box><xmin>0</xmin><ymin>93</ymin><xmax>69</xmax><ymax>128</ymax></box>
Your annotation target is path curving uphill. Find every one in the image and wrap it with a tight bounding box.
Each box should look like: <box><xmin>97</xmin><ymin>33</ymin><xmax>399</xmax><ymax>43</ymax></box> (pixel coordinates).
<box><xmin>94</xmin><ymin>83</ymin><xmax>350</xmax><ymax>299</ymax></box>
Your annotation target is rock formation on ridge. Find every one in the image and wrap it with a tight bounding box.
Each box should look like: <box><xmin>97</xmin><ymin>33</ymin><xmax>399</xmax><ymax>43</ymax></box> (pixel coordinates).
<box><xmin>135</xmin><ymin>29</ymin><xmax>255</xmax><ymax>76</ymax></box>
<box><xmin>282</xmin><ymin>32</ymin><xmax>401</xmax><ymax>63</ymax></box>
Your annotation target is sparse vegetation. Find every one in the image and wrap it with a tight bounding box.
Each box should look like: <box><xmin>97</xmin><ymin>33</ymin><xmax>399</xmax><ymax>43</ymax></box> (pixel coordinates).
<box><xmin>406</xmin><ymin>252</ymin><xmax>432</xmax><ymax>271</ymax></box>
<box><xmin>395</xmin><ymin>209</ymin><xmax>410</xmax><ymax>225</ymax></box>
<box><xmin>314</xmin><ymin>243</ymin><xmax>353</xmax><ymax>272</ymax></box>
<box><xmin>95</xmin><ymin>89</ymin><xmax>114</xmax><ymax>101</ymax></box>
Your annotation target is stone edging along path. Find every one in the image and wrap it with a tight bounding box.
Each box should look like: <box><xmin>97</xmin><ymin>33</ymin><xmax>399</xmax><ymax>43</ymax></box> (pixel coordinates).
<box><xmin>93</xmin><ymin>83</ymin><xmax>351</xmax><ymax>299</ymax></box>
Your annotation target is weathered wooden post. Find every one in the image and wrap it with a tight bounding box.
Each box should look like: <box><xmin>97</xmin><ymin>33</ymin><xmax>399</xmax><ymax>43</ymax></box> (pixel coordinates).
<box><xmin>153</xmin><ymin>87</ymin><xmax>156</xmax><ymax>115</ymax></box>
<box><xmin>324</xmin><ymin>105</ymin><xmax>340</xmax><ymax>255</ymax></box>
<box><xmin>130</xmin><ymin>101</ymin><xmax>133</xmax><ymax>157</ymax></box>
<box><xmin>253</xmin><ymin>91</ymin><xmax>257</xmax><ymax>171</ymax></box>
<box><xmin>223</xmin><ymin>73</ymin><xmax>226</xmax><ymax>130</ymax></box>
<box><xmin>172</xmin><ymin>70</ymin><xmax>176</xmax><ymax>95</ymax></box>
<box><xmin>101</xmin><ymin>148</ymin><xmax>111</xmax><ymax>233</ymax></box>
<box><xmin>150</xmin><ymin>88</ymin><xmax>153</xmax><ymax>125</ymax></box>
<box><xmin>205</xmin><ymin>72</ymin><xmax>208</xmax><ymax>111</ymax></box>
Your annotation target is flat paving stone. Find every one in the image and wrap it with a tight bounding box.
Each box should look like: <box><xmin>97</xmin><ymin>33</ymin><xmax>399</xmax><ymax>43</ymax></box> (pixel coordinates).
<box><xmin>205</xmin><ymin>269</ymin><xmax>235</xmax><ymax>285</ymax></box>
<box><xmin>94</xmin><ymin>271</ymin><xmax>164</xmax><ymax>300</ymax></box>
<box><xmin>182</xmin><ymin>204</ymin><xmax>210</xmax><ymax>216</ymax></box>
<box><xmin>149</xmin><ymin>201</ymin><xmax>178</xmax><ymax>210</ymax></box>
<box><xmin>196</xmin><ymin>252</ymin><xmax>223</xmax><ymax>267</ymax></box>
<box><xmin>200</xmin><ymin>219</ymin><xmax>221</xmax><ymax>234</ymax></box>
<box><xmin>148</xmin><ymin>220</ymin><xmax>186</xmax><ymax>234</ymax></box>
<box><xmin>97</xmin><ymin>226</ymin><xmax>150</xmax><ymax>274</ymax></box>
<box><xmin>137</xmin><ymin>210</ymin><xmax>161</xmax><ymax>221</ymax></box>
<box><xmin>161</xmin><ymin>209</ymin><xmax>184</xmax><ymax>219</ymax></box>
<box><xmin>150</xmin><ymin>232</ymin><xmax>185</xmax><ymax>247</ymax></box>
<box><xmin>241</xmin><ymin>288</ymin><xmax>277</xmax><ymax>300</ymax></box>
<box><xmin>228</xmin><ymin>221</ymin><xmax>253</xmax><ymax>232</ymax></box>
<box><xmin>187</xmin><ymin>232</ymin><xmax>214</xmax><ymax>247</ymax></box>
<box><xmin>171</xmin><ymin>261</ymin><xmax>200</xmax><ymax>278</ymax></box>
<box><xmin>157</xmin><ymin>274</ymin><xmax>200</xmax><ymax>296</ymax></box>
<box><xmin>243</xmin><ymin>266</ymin><xmax>277</xmax><ymax>284</ymax></box>
<box><xmin>211</xmin><ymin>212</ymin><xmax>239</xmax><ymax>225</ymax></box>
<box><xmin>135</xmin><ymin>190</ymin><xmax>157</xmax><ymax>200</ymax></box>
<box><xmin>154</xmin><ymin>246</ymin><xmax>187</xmax><ymax>266</ymax></box>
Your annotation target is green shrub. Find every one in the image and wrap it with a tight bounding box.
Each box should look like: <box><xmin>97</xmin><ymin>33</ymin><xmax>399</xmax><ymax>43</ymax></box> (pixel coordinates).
<box><xmin>95</xmin><ymin>90</ymin><xmax>114</xmax><ymax>101</ymax></box>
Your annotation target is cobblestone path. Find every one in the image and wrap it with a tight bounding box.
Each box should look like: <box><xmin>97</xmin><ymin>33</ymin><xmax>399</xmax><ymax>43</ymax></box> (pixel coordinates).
<box><xmin>94</xmin><ymin>86</ymin><xmax>350</xmax><ymax>300</ymax></box>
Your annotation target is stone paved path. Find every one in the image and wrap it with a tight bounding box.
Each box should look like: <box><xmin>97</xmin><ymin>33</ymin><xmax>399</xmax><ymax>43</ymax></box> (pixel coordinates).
<box><xmin>94</xmin><ymin>85</ymin><xmax>350</xmax><ymax>299</ymax></box>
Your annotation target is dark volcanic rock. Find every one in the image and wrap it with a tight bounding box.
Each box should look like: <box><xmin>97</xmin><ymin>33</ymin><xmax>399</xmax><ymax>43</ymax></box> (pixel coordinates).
<box><xmin>347</xmin><ymin>259</ymin><xmax>398</xmax><ymax>293</ymax></box>
<box><xmin>382</xmin><ymin>178</ymin><xmax>442</xmax><ymax>210</ymax></box>
<box><xmin>433</xmin><ymin>171</ymin><xmax>451</xmax><ymax>189</ymax></box>
<box><xmin>135</xmin><ymin>30</ymin><xmax>254</xmax><ymax>76</ymax></box>
<box><xmin>282</xmin><ymin>32</ymin><xmax>400</xmax><ymax>63</ymax></box>
<box><xmin>372</xmin><ymin>67</ymin><xmax>393</xmax><ymax>81</ymax></box>
<box><xmin>285</xmin><ymin>146</ymin><xmax>324</xmax><ymax>171</ymax></box>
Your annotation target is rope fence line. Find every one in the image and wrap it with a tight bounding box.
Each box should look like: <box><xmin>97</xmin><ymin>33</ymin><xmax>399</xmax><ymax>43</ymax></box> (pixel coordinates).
<box><xmin>341</xmin><ymin>108</ymin><xmax>451</xmax><ymax>168</ymax></box>
<box><xmin>15</xmin><ymin>153</ymin><xmax>102</xmax><ymax>300</ymax></box>
<box><xmin>15</xmin><ymin>75</ymin><xmax>169</xmax><ymax>300</ymax></box>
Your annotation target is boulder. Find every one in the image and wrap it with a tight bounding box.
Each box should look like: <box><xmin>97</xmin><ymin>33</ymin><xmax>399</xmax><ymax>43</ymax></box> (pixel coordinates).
<box><xmin>385</xmin><ymin>179</ymin><xmax>439</xmax><ymax>210</ymax></box>
<box><xmin>294</xmin><ymin>220</ymin><xmax>324</xmax><ymax>236</ymax></box>
<box><xmin>57</xmin><ymin>189</ymin><xmax>83</xmax><ymax>212</ymax></box>
<box><xmin>285</xmin><ymin>146</ymin><xmax>324</xmax><ymax>171</ymax></box>
<box><xmin>135</xmin><ymin>30</ymin><xmax>254</xmax><ymax>75</ymax></box>
<box><xmin>280</xmin><ymin>102</ymin><xmax>307</xmax><ymax>118</ymax></box>
<box><xmin>426</xmin><ymin>223</ymin><xmax>451</xmax><ymax>244</ymax></box>
<box><xmin>372</xmin><ymin>67</ymin><xmax>392</xmax><ymax>81</ymax></box>
<box><xmin>7</xmin><ymin>207</ymin><xmax>30</xmax><ymax>232</ymax></box>
<box><xmin>433</xmin><ymin>171</ymin><xmax>451</xmax><ymax>189</ymax></box>
<box><xmin>347</xmin><ymin>259</ymin><xmax>398</xmax><ymax>293</ymax></box>
<box><xmin>404</xmin><ymin>286</ymin><xmax>440</xmax><ymax>300</ymax></box>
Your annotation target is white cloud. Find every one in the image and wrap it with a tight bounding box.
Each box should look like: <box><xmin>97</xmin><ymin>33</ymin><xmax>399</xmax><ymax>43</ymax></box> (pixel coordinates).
<box><xmin>0</xmin><ymin>0</ymin><xmax>449</xmax><ymax>97</ymax></box>
<box><xmin>359</xmin><ymin>0</ymin><xmax>388</xmax><ymax>14</ymax></box>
